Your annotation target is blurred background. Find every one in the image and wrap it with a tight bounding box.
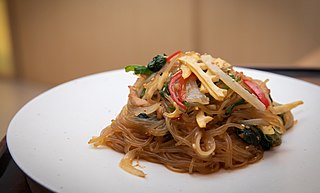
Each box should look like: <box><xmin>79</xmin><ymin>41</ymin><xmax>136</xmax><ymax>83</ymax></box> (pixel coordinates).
<box><xmin>1</xmin><ymin>0</ymin><xmax>320</xmax><ymax>143</ymax></box>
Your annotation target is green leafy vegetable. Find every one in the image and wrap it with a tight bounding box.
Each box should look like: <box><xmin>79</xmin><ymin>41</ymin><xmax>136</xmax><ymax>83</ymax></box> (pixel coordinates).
<box><xmin>225</xmin><ymin>98</ymin><xmax>245</xmax><ymax>115</ymax></box>
<box><xmin>266</xmin><ymin>132</ymin><xmax>282</xmax><ymax>147</ymax></box>
<box><xmin>147</xmin><ymin>55</ymin><xmax>167</xmax><ymax>72</ymax></box>
<box><xmin>256</xmin><ymin>128</ymin><xmax>281</xmax><ymax>150</ymax></box>
<box><xmin>229</xmin><ymin>74</ymin><xmax>235</xmax><ymax>79</ymax></box>
<box><xmin>182</xmin><ymin>101</ymin><xmax>190</xmax><ymax>108</ymax></box>
<box><xmin>229</xmin><ymin>74</ymin><xmax>241</xmax><ymax>82</ymax></box>
<box><xmin>256</xmin><ymin>128</ymin><xmax>271</xmax><ymax>150</ymax></box>
<box><xmin>236</xmin><ymin>127</ymin><xmax>261</xmax><ymax>146</ymax></box>
<box><xmin>125</xmin><ymin>65</ymin><xmax>153</xmax><ymax>75</ymax></box>
<box><xmin>167</xmin><ymin>106</ymin><xmax>176</xmax><ymax>112</ymax></box>
<box><xmin>125</xmin><ymin>54</ymin><xmax>167</xmax><ymax>75</ymax></box>
<box><xmin>236</xmin><ymin>126</ymin><xmax>282</xmax><ymax>150</ymax></box>
<box><xmin>159</xmin><ymin>82</ymin><xmax>170</xmax><ymax>97</ymax></box>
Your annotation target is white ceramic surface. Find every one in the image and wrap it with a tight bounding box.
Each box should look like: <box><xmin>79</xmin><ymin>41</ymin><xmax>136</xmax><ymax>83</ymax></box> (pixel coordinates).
<box><xmin>7</xmin><ymin>68</ymin><xmax>320</xmax><ymax>193</ymax></box>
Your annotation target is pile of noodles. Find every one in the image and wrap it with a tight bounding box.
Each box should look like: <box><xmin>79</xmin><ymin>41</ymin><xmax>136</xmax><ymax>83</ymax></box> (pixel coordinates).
<box><xmin>89</xmin><ymin>51</ymin><xmax>302</xmax><ymax>177</ymax></box>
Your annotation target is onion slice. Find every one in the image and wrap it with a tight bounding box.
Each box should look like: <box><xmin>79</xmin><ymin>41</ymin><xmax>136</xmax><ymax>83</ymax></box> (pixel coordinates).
<box><xmin>119</xmin><ymin>149</ymin><xmax>146</xmax><ymax>177</ymax></box>
<box><xmin>272</xmin><ymin>101</ymin><xmax>304</xmax><ymax>114</ymax></box>
<box><xmin>185</xmin><ymin>78</ymin><xmax>210</xmax><ymax>104</ymax></box>
<box><xmin>201</xmin><ymin>54</ymin><xmax>266</xmax><ymax>111</ymax></box>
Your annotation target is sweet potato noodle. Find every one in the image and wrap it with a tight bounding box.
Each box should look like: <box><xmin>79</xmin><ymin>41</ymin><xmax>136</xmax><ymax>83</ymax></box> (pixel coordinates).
<box><xmin>89</xmin><ymin>51</ymin><xmax>303</xmax><ymax>177</ymax></box>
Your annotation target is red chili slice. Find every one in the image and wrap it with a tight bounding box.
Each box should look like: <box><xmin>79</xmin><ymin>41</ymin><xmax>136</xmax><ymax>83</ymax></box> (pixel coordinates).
<box><xmin>166</xmin><ymin>50</ymin><xmax>182</xmax><ymax>62</ymax></box>
<box><xmin>243</xmin><ymin>80</ymin><xmax>270</xmax><ymax>108</ymax></box>
<box><xmin>169</xmin><ymin>70</ymin><xmax>186</xmax><ymax>110</ymax></box>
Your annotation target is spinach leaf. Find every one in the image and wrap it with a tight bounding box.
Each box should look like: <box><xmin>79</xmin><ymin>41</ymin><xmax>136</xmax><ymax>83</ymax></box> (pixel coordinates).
<box><xmin>147</xmin><ymin>55</ymin><xmax>167</xmax><ymax>72</ymax></box>
<box><xmin>125</xmin><ymin>65</ymin><xmax>153</xmax><ymax>75</ymax></box>
<box><xmin>236</xmin><ymin>127</ymin><xmax>261</xmax><ymax>146</ymax></box>
<box><xmin>236</xmin><ymin>126</ymin><xmax>282</xmax><ymax>150</ymax></box>
<box><xmin>256</xmin><ymin>128</ymin><xmax>272</xmax><ymax>150</ymax></box>
<box><xmin>125</xmin><ymin>54</ymin><xmax>166</xmax><ymax>75</ymax></box>
<box><xmin>266</xmin><ymin>132</ymin><xmax>282</xmax><ymax>146</ymax></box>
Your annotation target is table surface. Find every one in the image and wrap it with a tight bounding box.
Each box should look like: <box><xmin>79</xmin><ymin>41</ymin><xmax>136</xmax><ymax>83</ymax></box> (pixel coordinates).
<box><xmin>0</xmin><ymin>69</ymin><xmax>319</xmax><ymax>193</ymax></box>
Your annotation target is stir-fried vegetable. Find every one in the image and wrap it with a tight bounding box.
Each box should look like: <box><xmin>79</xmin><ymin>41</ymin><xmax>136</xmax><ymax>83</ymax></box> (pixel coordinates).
<box><xmin>91</xmin><ymin>51</ymin><xmax>304</xmax><ymax>177</ymax></box>
<box><xmin>236</xmin><ymin>126</ymin><xmax>282</xmax><ymax>150</ymax></box>
<box><xmin>126</xmin><ymin>51</ymin><xmax>300</xmax><ymax>132</ymax></box>
<box><xmin>166</xmin><ymin>50</ymin><xmax>182</xmax><ymax>62</ymax></box>
<box><xmin>185</xmin><ymin>75</ymin><xmax>210</xmax><ymax>104</ymax></box>
<box><xmin>236</xmin><ymin>127</ymin><xmax>261</xmax><ymax>146</ymax></box>
<box><xmin>201</xmin><ymin>54</ymin><xmax>266</xmax><ymax>111</ymax></box>
<box><xmin>168</xmin><ymin>70</ymin><xmax>186</xmax><ymax>110</ymax></box>
<box><xmin>159</xmin><ymin>82</ymin><xmax>170</xmax><ymax>97</ymax></box>
<box><xmin>125</xmin><ymin>65</ymin><xmax>153</xmax><ymax>75</ymax></box>
<box><xmin>272</xmin><ymin>101</ymin><xmax>304</xmax><ymax>114</ymax></box>
<box><xmin>243</xmin><ymin>79</ymin><xmax>270</xmax><ymax>108</ymax></box>
<box><xmin>125</xmin><ymin>51</ymin><xmax>182</xmax><ymax>76</ymax></box>
<box><xmin>179</xmin><ymin>55</ymin><xmax>227</xmax><ymax>101</ymax></box>
<box><xmin>147</xmin><ymin>55</ymin><xmax>167</xmax><ymax>72</ymax></box>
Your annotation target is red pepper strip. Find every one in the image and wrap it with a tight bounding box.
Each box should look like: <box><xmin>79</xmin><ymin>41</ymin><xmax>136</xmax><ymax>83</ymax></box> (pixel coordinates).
<box><xmin>166</xmin><ymin>50</ymin><xmax>182</xmax><ymax>62</ymax></box>
<box><xmin>169</xmin><ymin>70</ymin><xmax>186</xmax><ymax>110</ymax></box>
<box><xmin>243</xmin><ymin>80</ymin><xmax>270</xmax><ymax>108</ymax></box>
<box><xmin>178</xmin><ymin>73</ymin><xmax>197</xmax><ymax>101</ymax></box>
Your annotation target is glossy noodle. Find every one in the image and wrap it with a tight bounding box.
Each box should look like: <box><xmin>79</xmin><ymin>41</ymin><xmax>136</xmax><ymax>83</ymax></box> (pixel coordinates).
<box><xmin>89</xmin><ymin>51</ymin><xmax>303</xmax><ymax>177</ymax></box>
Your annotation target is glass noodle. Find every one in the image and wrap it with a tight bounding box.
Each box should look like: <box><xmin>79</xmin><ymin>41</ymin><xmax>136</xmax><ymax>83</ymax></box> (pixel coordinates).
<box><xmin>89</xmin><ymin>51</ymin><xmax>303</xmax><ymax>177</ymax></box>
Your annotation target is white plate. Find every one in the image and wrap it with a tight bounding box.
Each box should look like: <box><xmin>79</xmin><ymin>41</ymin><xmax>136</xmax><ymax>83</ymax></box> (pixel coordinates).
<box><xmin>7</xmin><ymin>68</ymin><xmax>320</xmax><ymax>193</ymax></box>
